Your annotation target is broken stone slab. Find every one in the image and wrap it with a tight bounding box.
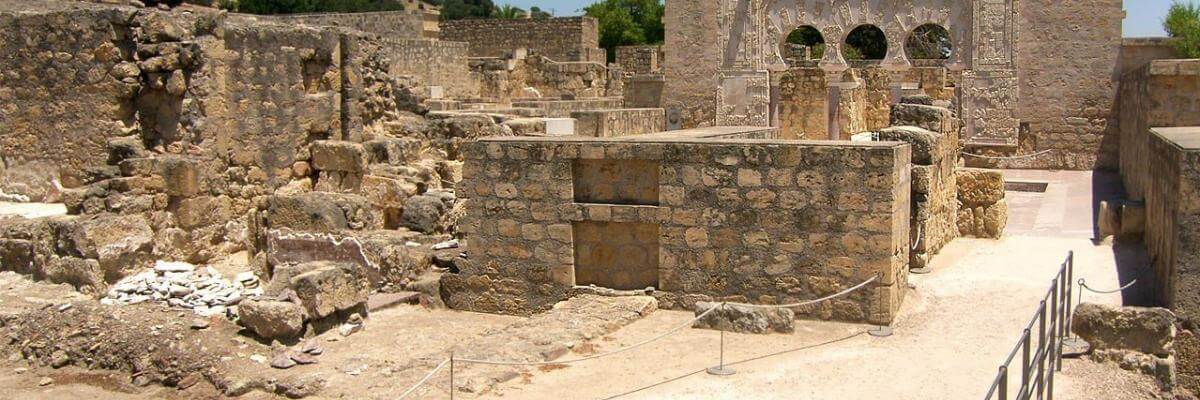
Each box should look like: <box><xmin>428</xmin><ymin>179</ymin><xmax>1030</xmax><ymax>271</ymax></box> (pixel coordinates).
<box><xmin>692</xmin><ymin>302</ymin><xmax>795</xmax><ymax>334</ymax></box>
<box><xmin>957</xmin><ymin>168</ymin><xmax>1006</xmax><ymax>207</ymax></box>
<box><xmin>238</xmin><ymin>299</ymin><xmax>306</xmax><ymax>340</ymax></box>
<box><xmin>310</xmin><ymin>141</ymin><xmax>368</xmax><ymax>173</ymax></box>
<box><xmin>289</xmin><ymin>262</ymin><xmax>369</xmax><ymax>319</ymax></box>
<box><xmin>1072</xmin><ymin>303</ymin><xmax>1175</xmax><ymax>356</ymax></box>
<box><xmin>876</xmin><ymin>126</ymin><xmax>941</xmax><ymax>165</ymax></box>
<box><xmin>72</xmin><ymin>214</ymin><xmax>155</xmax><ymax>282</ymax></box>
<box><xmin>890</xmin><ymin>103</ymin><xmax>956</xmax><ymax>134</ymax></box>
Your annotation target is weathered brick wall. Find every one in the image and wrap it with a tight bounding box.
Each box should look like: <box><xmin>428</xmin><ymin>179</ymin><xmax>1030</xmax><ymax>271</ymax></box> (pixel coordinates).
<box><xmin>1119</xmin><ymin>60</ymin><xmax>1200</xmax><ymax>201</ymax></box>
<box><xmin>615</xmin><ymin>45</ymin><xmax>662</xmax><ymax>74</ymax></box>
<box><xmin>1016</xmin><ymin>0</ymin><xmax>1124</xmax><ymax>170</ymax></box>
<box><xmin>447</xmin><ymin>135</ymin><xmax>912</xmax><ymax>324</ymax></box>
<box><xmin>0</xmin><ymin>7</ymin><xmax>139</xmax><ymax>195</ymax></box>
<box><xmin>572</xmin><ymin>109</ymin><xmax>666</xmax><ymax>137</ymax></box>
<box><xmin>382</xmin><ymin>38</ymin><xmax>476</xmax><ymax>99</ymax></box>
<box><xmin>440</xmin><ymin>17</ymin><xmax>602</xmax><ymax>62</ymax></box>
<box><xmin>1138</xmin><ymin>128</ymin><xmax>1200</xmax><ymax>322</ymax></box>
<box><xmin>268</xmin><ymin>11</ymin><xmax>426</xmax><ymax>39</ymax></box>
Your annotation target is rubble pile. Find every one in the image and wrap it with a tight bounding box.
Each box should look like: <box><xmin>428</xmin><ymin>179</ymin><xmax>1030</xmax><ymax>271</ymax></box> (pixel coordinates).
<box><xmin>102</xmin><ymin>260</ymin><xmax>263</xmax><ymax>316</ymax></box>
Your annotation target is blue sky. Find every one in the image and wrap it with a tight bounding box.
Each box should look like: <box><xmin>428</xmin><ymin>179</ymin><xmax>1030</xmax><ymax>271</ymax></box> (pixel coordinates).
<box><xmin>494</xmin><ymin>0</ymin><xmax>1188</xmax><ymax>38</ymax></box>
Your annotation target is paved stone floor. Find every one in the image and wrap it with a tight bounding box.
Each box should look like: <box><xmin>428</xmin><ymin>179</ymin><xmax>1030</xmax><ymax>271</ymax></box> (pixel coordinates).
<box><xmin>486</xmin><ymin>170</ymin><xmax>1159</xmax><ymax>400</ymax></box>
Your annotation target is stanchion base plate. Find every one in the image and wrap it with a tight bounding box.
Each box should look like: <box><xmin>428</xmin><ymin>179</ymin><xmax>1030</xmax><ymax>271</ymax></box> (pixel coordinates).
<box><xmin>706</xmin><ymin>366</ymin><xmax>736</xmax><ymax>376</ymax></box>
<box><xmin>910</xmin><ymin>267</ymin><xmax>933</xmax><ymax>275</ymax></box>
<box><xmin>868</xmin><ymin>326</ymin><xmax>894</xmax><ymax>337</ymax></box>
<box><xmin>1060</xmin><ymin>337</ymin><xmax>1090</xmax><ymax>358</ymax></box>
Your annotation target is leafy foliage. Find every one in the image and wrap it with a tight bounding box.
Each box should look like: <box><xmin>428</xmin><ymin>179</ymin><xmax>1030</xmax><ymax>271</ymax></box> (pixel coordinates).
<box><xmin>843</xmin><ymin>25</ymin><xmax>887</xmax><ymax>60</ymax></box>
<box><xmin>529</xmin><ymin>6</ymin><xmax>552</xmax><ymax>19</ymax></box>
<box><xmin>428</xmin><ymin>0</ymin><xmax>497</xmax><ymax>20</ymax></box>
<box><xmin>1165</xmin><ymin>1</ymin><xmax>1200</xmax><ymax>58</ymax></box>
<box><xmin>494</xmin><ymin>4</ymin><xmax>524</xmax><ymax>19</ymax></box>
<box><xmin>583</xmin><ymin>0</ymin><xmax>664</xmax><ymax>62</ymax></box>
<box><xmin>905</xmin><ymin>24</ymin><xmax>952</xmax><ymax>60</ymax></box>
<box><xmin>785</xmin><ymin>26</ymin><xmax>825</xmax><ymax>60</ymax></box>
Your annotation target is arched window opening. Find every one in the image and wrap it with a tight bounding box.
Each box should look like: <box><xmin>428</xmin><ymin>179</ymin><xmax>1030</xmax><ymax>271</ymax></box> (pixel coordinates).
<box><xmin>906</xmin><ymin>24</ymin><xmax>952</xmax><ymax>60</ymax></box>
<box><xmin>783</xmin><ymin>25</ymin><xmax>825</xmax><ymax>67</ymax></box>
<box><xmin>843</xmin><ymin>25</ymin><xmax>887</xmax><ymax>60</ymax></box>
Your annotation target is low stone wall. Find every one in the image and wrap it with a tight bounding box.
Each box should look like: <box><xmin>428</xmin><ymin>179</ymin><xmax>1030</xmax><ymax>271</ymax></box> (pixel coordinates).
<box><xmin>1138</xmin><ymin>127</ymin><xmax>1200</xmax><ymax>323</ymax></box>
<box><xmin>572</xmin><ymin>109</ymin><xmax>666</xmax><ymax>137</ymax></box>
<box><xmin>267</xmin><ymin>10</ymin><xmax>428</xmax><ymax>39</ymax></box>
<box><xmin>440</xmin><ymin>17</ymin><xmax>603</xmax><ymax>63</ymax></box>
<box><xmin>382</xmin><ymin>38</ymin><xmax>476</xmax><ymax>99</ymax></box>
<box><xmin>1119</xmin><ymin>59</ymin><xmax>1200</xmax><ymax>201</ymax></box>
<box><xmin>615</xmin><ymin>45</ymin><xmax>662</xmax><ymax>74</ymax></box>
<box><xmin>447</xmin><ymin>133</ymin><xmax>912</xmax><ymax>324</ymax></box>
<box><xmin>512</xmin><ymin>98</ymin><xmax>624</xmax><ymax>118</ymax></box>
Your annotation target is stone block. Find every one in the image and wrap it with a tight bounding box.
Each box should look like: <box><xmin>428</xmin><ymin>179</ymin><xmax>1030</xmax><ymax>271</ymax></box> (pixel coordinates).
<box><xmin>158</xmin><ymin>156</ymin><xmax>200</xmax><ymax>197</ymax></box>
<box><xmin>1073</xmin><ymin>303</ymin><xmax>1175</xmax><ymax>356</ymax></box>
<box><xmin>692</xmin><ymin>302</ymin><xmax>794</xmax><ymax>334</ymax></box>
<box><xmin>267</xmin><ymin>193</ymin><xmax>380</xmax><ymax>232</ymax></box>
<box><xmin>363</xmin><ymin>138</ymin><xmax>422</xmax><ymax>166</ymax></box>
<box><xmin>890</xmin><ymin>103</ymin><xmax>955</xmax><ymax>134</ymax></box>
<box><xmin>0</xmin><ymin>239</ymin><xmax>37</xmax><ymax>276</ymax></box>
<box><xmin>1121</xmin><ymin>203</ymin><xmax>1146</xmax><ymax>238</ymax></box>
<box><xmin>42</xmin><ymin>257</ymin><xmax>104</xmax><ymax>294</ymax></box>
<box><xmin>72</xmin><ymin>214</ymin><xmax>154</xmax><ymax>282</ymax></box>
<box><xmin>175</xmin><ymin>195</ymin><xmax>234</xmax><ymax>229</ymax></box>
<box><xmin>877</xmin><ymin>126</ymin><xmax>939</xmax><ymax>165</ymax></box>
<box><xmin>311</xmin><ymin>141</ymin><xmax>368</xmax><ymax>173</ymax></box>
<box><xmin>238</xmin><ymin>299</ymin><xmax>306</xmax><ymax>340</ymax></box>
<box><xmin>957</xmin><ymin>168</ymin><xmax>1005</xmax><ymax>206</ymax></box>
<box><xmin>290</xmin><ymin>262</ymin><xmax>369</xmax><ymax>319</ymax></box>
<box><xmin>401</xmin><ymin>190</ymin><xmax>455</xmax><ymax>234</ymax></box>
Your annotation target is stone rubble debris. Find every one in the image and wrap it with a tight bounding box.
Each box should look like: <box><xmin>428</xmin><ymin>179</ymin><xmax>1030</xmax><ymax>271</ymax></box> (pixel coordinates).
<box><xmin>432</xmin><ymin>239</ymin><xmax>459</xmax><ymax>250</ymax></box>
<box><xmin>102</xmin><ymin>260</ymin><xmax>263</xmax><ymax>316</ymax></box>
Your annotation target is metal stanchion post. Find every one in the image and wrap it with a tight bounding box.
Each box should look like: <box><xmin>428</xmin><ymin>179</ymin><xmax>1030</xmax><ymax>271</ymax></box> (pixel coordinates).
<box><xmin>449</xmin><ymin>353</ymin><xmax>455</xmax><ymax>400</ymax></box>
<box><xmin>707</xmin><ymin>303</ymin><xmax>735</xmax><ymax>376</ymax></box>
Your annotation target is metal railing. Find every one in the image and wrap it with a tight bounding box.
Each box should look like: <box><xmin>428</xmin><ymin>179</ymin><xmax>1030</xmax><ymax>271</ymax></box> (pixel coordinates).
<box><xmin>983</xmin><ymin>251</ymin><xmax>1075</xmax><ymax>400</ymax></box>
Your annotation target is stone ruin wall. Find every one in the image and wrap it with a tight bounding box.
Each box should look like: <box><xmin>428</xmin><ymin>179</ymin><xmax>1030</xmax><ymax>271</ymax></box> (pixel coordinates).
<box><xmin>0</xmin><ymin>3</ymin><xmax>494</xmax><ymax>295</ymax></box>
<box><xmin>615</xmin><ymin>45</ymin><xmax>663</xmax><ymax>75</ymax></box>
<box><xmin>267</xmin><ymin>10</ymin><xmax>427</xmax><ymax>40</ymax></box>
<box><xmin>440</xmin><ymin>17</ymin><xmax>604</xmax><ymax>63</ymax></box>
<box><xmin>446</xmin><ymin>135</ymin><xmax>912</xmax><ymax>324</ymax></box>
<box><xmin>382</xmin><ymin>38</ymin><xmax>477</xmax><ymax>99</ymax></box>
<box><xmin>665</xmin><ymin>0</ymin><xmax>1126</xmax><ymax>171</ymax></box>
<box><xmin>470</xmin><ymin>55</ymin><xmax>615</xmax><ymax>103</ymax></box>
<box><xmin>1117</xmin><ymin>60</ymin><xmax>1200</xmax><ymax>322</ymax></box>
<box><xmin>572</xmin><ymin>109</ymin><xmax>667</xmax><ymax>138</ymax></box>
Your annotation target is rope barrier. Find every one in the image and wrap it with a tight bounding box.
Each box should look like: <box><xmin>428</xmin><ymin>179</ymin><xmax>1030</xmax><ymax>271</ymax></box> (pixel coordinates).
<box><xmin>729</xmin><ymin>276</ymin><xmax>878</xmax><ymax>310</ymax></box>
<box><xmin>456</xmin><ymin>304</ymin><xmax>723</xmax><ymax>366</ymax></box>
<box><xmin>455</xmin><ymin>275</ymin><xmax>879</xmax><ymax>366</ymax></box>
<box><xmin>911</xmin><ymin>225</ymin><xmax>924</xmax><ymax>251</ymax></box>
<box><xmin>397</xmin><ymin>357</ymin><xmax>451</xmax><ymax>400</ymax></box>
<box><xmin>962</xmin><ymin>149</ymin><xmax>1055</xmax><ymax>161</ymax></box>
<box><xmin>1078</xmin><ymin>278</ymin><xmax>1137</xmax><ymax>294</ymax></box>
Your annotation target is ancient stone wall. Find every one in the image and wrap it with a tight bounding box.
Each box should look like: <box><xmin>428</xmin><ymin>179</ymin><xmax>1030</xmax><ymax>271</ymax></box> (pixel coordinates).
<box><xmin>382</xmin><ymin>38</ymin><xmax>476</xmax><ymax>99</ymax></box>
<box><xmin>447</xmin><ymin>134</ymin><xmax>912</xmax><ymax>324</ymax></box>
<box><xmin>471</xmin><ymin>55</ymin><xmax>610</xmax><ymax>102</ymax></box>
<box><xmin>1119</xmin><ymin>60</ymin><xmax>1200</xmax><ymax>201</ymax></box>
<box><xmin>511</xmin><ymin>98</ymin><xmax>624</xmax><ymax>118</ymax></box>
<box><xmin>662</xmin><ymin>0</ymin><xmax>720</xmax><ymax>130</ymax></box>
<box><xmin>1118</xmin><ymin>38</ymin><xmax>1179</xmax><ymax>78</ymax></box>
<box><xmin>615</xmin><ymin>45</ymin><xmax>662</xmax><ymax>75</ymax></box>
<box><xmin>440</xmin><ymin>17</ymin><xmax>603</xmax><ymax>63</ymax></box>
<box><xmin>267</xmin><ymin>10</ymin><xmax>427</xmax><ymax>39</ymax></box>
<box><xmin>1136</xmin><ymin>128</ymin><xmax>1200</xmax><ymax>322</ymax></box>
<box><xmin>623</xmin><ymin>74</ymin><xmax>664</xmax><ymax>109</ymax></box>
<box><xmin>1015</xmin><ymin>0</ymin><xmax>1123</xmax><ymax>170</ymax></box>
<box><xmin>572</xmin><ymin>109</ymin><xmax>666</xmax><ymax>137</ymax></box>
<box><xmin>0</xmin><ymin>7</ymin><xmax>140</xmax><ymax>197</ymax></box>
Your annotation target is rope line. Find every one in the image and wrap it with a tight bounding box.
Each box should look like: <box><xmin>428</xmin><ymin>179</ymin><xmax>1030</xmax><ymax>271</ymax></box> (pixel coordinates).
<box><xmin>456</xmin><ymin>304</ymin><xmax>723</xmax><ymax>366</ymax></box>
<box><xmin>962</xmin><ymin>149</ymin><xmax>1054</xmax><ymax>160</ymax></box>
<box><xmin>911</xmin><ymin>225</ymin><xmax>924</xmax><ymax>251</ymax></box>
<box><xmin>1078</xmin><ymin>278</ymin><xmax>1137</xmax><ymax>294</ymax></box>
<box><xmin>457</xmin><ymin>276</ymin><xmax>878</xmax><ymax>366</ymax></box>
<box><xmin>728</xmin><ymin>276</ymin><xmax>878</xmax><ymax>310</ymax></box>
<box><xmin>397</xmin><ymin>358</ymin><xmax>450</xmax><ymax>399</ymax></box>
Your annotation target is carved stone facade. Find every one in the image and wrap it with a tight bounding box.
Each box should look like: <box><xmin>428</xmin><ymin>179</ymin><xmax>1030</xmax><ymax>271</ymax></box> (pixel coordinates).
<box><xmin>673</xmin><ymin>0</ymin><xmax>1039</xmax><ymax>150</ymax></box>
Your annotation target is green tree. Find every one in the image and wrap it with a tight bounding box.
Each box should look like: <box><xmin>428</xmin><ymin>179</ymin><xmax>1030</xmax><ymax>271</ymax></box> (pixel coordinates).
<box><xmin>843</xmin><ymin>25</ymin><xmax>887</xmax><ymax>60</ymax></box>
<box><xmin>905</xmin><ymin>24</ymin><xmax>952</xmax><ymax>60</ymax></box>
<box><xmin>529</xmin><ymin>6</ymin><xmax>552</xmax><ymax>19</ymax></box>
<box><xmin>431</xmin><ymin>0</ymin><xmax>496</xmax><ymax>20</ymax></box>
<box><xmin>494</xmin><ymin>4</ymin><xmax>525</xmax><ymax>19</ymax></box>
<box><xmin>785</xmin><ymin>26</ymin><xmax>825</xmax><ymax>60</ymax></box>
<box><xmin>583</xmin><ymin>0</ymin><xmax>664</xmax><ymax>62</ymax></box>
<box><xmin>1165</xmin><ymin>1</ymin><xmax>1200</xmax><ymax>58</ymax></box>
